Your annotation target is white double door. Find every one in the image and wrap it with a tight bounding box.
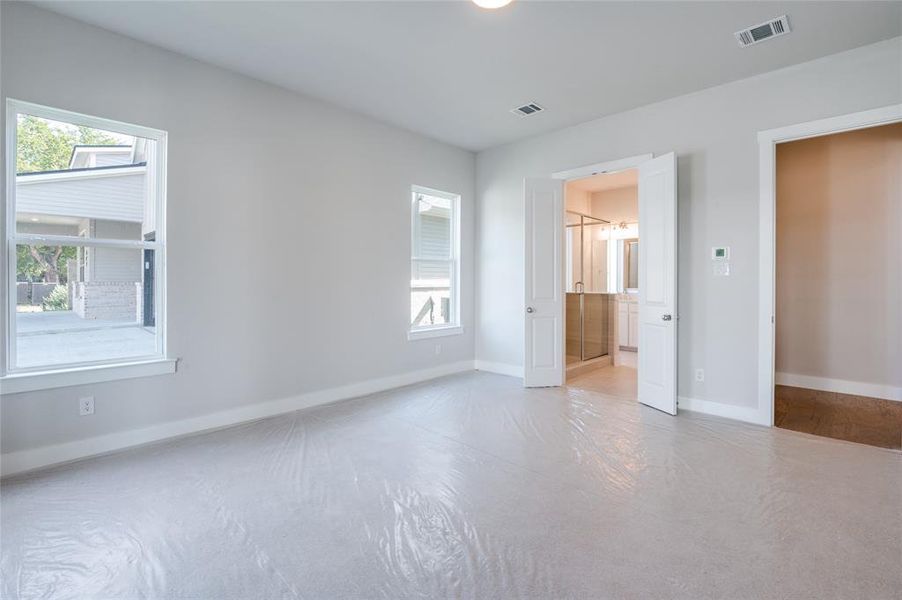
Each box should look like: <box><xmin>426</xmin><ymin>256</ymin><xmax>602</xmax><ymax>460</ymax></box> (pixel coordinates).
<box><xmin>523</xmin><ymin>153</ymin><xmax>678</xmax><ymax>415</ymax></box>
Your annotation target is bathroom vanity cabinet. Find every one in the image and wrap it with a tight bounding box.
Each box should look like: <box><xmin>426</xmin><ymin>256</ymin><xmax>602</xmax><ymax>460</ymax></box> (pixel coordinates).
<box><xmin>617</xmin><ymin>296</ymin><xmax>639</xmax><ymax>350</ymax></box>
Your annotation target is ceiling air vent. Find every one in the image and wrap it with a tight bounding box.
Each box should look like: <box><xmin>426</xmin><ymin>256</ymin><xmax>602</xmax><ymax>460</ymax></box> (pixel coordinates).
<box><xmin>511</xmin><ymin>102</ymin><xmax>544</xmax><ymax>117</ymax></box>
<box><xmin>734</xmin><ymin>15</ymin><xmax>791</xmax><ymax>47</ymax></box>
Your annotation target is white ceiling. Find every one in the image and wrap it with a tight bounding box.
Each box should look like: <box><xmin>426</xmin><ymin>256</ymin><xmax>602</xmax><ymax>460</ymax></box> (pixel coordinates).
<box><xmin>34</xmin><ymin>1</ymin><xmax>902</xmax><ymax>151</ymax></box>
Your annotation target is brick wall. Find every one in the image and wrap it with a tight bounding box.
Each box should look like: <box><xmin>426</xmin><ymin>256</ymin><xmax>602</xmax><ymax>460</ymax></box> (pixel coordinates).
<box><xmin>72</xmin><ymin>281</ymin><xmax>142</xmax><ymax>322</ymax></box>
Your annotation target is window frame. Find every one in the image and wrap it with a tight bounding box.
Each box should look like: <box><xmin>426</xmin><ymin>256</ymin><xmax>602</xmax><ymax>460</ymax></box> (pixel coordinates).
<box><xmin>2</xmin><ymin>99</ymin><xmax>173</xmax><ymax>393</ymax></box>
<box><xmin>408</xmin><ymin>184</ymin><xmax>462</xmax><ymax>341</ymax></box>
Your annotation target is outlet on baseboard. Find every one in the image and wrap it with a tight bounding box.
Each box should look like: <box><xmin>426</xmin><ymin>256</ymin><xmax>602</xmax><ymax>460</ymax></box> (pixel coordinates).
<box><xmin>695</xmin><ymin>368</ymin><xmax>705</xmax><ymax>383</ymax></box>
<box><xmin>434</xmin><ymin>344</ymin><xmax>442</xmax><ymax>355</ymax></box>
<box><xmin>79</xmin><ymin>396</ymin><xmax>95</xmax><ymax>416</ymax></box>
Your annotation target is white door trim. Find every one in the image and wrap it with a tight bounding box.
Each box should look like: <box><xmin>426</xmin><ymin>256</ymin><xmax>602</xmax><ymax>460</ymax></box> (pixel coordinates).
<box><xmin>756</xmin><ymin>104</ymin><xmax>902</xmax><ymax>427</ymax></box>
<box><xmin>543</xmin><ymin>153</ymin><xmax>653</xmax><ymax>388</ymax></box>
<box><xmin>552</xmin><ymin>154</ymin><xmax>653</xmax><ymax>181</ymax></box>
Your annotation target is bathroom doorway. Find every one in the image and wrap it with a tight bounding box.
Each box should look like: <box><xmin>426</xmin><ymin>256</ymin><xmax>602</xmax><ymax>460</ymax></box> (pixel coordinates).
<box><xmin>563</xmin><ymin>170</ymin><xmax>640</xmax><ymax>399</ymax></box>
<box><xmin>524</xmin><ymin>152</ymin><xmax>677</xmax><ymax>414</ymax></box>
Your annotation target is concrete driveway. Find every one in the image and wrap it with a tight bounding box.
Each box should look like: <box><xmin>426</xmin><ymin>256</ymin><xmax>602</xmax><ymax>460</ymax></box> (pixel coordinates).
<box><xmin>15</xmin><ymin>311</ymin><xmax>156</xmax><ymax>368</ymax></box>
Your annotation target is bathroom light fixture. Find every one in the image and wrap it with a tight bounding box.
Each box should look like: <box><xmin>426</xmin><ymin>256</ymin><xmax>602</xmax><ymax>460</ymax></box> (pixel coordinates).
<box><xmin>472</xmin><ymin>0</ymin><xmax>513</xmax><ymax>9</ymax></box>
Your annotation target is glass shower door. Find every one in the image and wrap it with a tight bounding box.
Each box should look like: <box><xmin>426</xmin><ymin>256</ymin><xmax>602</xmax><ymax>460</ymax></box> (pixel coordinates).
<box><xmin>565</xmin><ymin>211</ymin><xmax>611</xmax><ymax>362</ymax></box>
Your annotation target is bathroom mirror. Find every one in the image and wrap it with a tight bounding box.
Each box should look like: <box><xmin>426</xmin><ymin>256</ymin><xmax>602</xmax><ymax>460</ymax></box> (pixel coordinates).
<box><xmin>623</xmin><ymin>238</ymin><xmax>639</xmax><ymax>292</ymax></box>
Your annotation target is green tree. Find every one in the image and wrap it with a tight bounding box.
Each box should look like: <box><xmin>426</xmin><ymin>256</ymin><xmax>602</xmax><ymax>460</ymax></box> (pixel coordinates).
<box><xmin>76</xmin><ymin>125</ymin><xmax>119</xmax><ymax>147</ymax></box>
<box><xmin>16</xmin><ymin>115</ymin><xmax>120</xmax><ymax>173</ymax></box>
<box><xmin>42</xmin><ymin>285</ymin><xmax>70</xmax><ymax>311</ymax></box>
<box><xmin>17</xmin><ymin>245</ymin><xmax>77</xmax><ymax>284</ymax></box>
<box><xmin>16</xmin><ymin>115</ymin><xmax>118</xmax><ymax>284</ymax></box>
<box><xmin>16</xmin><ymin>116</ymin><xmax>73</xmax><ymax>173</ymax></box>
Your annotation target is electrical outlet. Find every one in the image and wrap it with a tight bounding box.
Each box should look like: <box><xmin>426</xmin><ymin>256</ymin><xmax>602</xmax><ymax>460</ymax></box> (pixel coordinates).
<box><xmin>434</xmin><ymin>344</ymin><xmax>442</xmax><ymax>355</ymax></box>
<box><xmin>695</xmin><ymin>368</ymin><xmax>705</xmax><ymax>383</ymax></box>
<box><xmin>79</xmin><ymin>396</ymin><xmax>94</xmax><ymax>416</ymax></box>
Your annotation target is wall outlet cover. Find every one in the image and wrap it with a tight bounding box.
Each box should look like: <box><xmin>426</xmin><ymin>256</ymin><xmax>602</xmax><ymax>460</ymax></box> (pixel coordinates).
<box><xmin>79</xmin><ymin>396</ymin><xmax>95</xmax><ymax>416</ymax></box>
<box><xmin>713</xmin><ymin>262</ymin><xmax>731</xmax><ymax>277</ymax></box>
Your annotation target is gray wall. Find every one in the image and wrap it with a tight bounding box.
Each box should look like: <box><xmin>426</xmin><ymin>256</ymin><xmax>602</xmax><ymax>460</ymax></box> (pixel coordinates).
<box><xmin>475</xmin><ymin>37</ymin><xmax>901</xmax><ymax>412</ymax></box>
<box><xmin>0</xmin><ymin>4</ymin><xmax>475</xmax><ymax>454</ymax></box>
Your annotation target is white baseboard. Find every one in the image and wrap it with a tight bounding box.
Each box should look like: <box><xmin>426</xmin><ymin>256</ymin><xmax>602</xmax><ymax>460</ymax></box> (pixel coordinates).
<box><xmin>776</xmin><ymin>372</ymin><xmax>902</xmax><ymax>402</ymax></box>
<box><xmin>678</xmin><ymin>396</ymin><xmax>766</xmax><ymax>426</ymax></box>
<box><xmin>474</xmin><ymin>360</ymin><xmax>524</xmax><ymax>378</ymax></box>
<box><xmin>0</xmin><ymin>360</ymin><xmax>475</xmax><ymax>478</ymax></box>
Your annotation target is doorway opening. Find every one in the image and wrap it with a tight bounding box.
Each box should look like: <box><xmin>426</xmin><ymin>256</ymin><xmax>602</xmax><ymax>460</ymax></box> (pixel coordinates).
<box><xmin>773</xmin><ymin>122</ymin><xmax>902</xmax><ymax>449</ymax></box>
<box><xmin>524</xmin><ymin>152</ymin><xmax>677</xmax><ymax>414</ymax></box>
<box><xmin>563</xmin><ymin>169</ymin><xmax>640</xmax><ymax>400</ymax></box>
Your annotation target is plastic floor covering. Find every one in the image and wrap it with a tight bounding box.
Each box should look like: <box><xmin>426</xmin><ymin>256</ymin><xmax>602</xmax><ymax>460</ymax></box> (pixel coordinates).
<box><xmin>2</xmin><ymin>370</ymin><xmax>901</xmax><ymax>599</ymax></box>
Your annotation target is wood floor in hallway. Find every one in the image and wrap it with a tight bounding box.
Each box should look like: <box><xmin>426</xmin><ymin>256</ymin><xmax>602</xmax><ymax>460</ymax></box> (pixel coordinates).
<box><xmin>775</xmin><ymin>385</ymin><xmax>902</xmax><ymax>450</ymax></box>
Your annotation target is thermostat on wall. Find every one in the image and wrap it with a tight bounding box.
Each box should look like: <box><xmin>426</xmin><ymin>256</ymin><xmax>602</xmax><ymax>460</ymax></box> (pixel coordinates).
<box><xmin>711</xmin><ymin>246</ymin><xmax>730</xmax><ymax>260</ymax></box>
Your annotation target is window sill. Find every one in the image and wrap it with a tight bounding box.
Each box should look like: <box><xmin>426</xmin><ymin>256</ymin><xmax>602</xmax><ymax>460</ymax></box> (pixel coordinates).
<box><xmin>408</xmin><ymin>325</ymin><xmax>463</xmax><ymax>341</ymax></box>
<box><xmin>0</xmin><ymin>358</ymin><xmax>177</xmax><ymax>395</ymax></box>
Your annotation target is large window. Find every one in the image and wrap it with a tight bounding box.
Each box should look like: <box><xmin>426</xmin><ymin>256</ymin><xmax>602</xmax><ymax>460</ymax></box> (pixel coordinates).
<box><xmin>409</xmin><ymin>185</ymin><xmax>460</xmax><ymax>340</ymax></box>
<box><xmin>3</xmin><ymin>100</ymin><xmax>169</xmax><ymax>391</ymax></box>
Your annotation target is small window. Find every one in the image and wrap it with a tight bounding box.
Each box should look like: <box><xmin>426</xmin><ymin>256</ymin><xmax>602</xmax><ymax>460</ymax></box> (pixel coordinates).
<box><xmin>4</xmin><ymin>100</ymin><xmax>168</xmax><ymax>382</ymax></box>
<box><xmin>409</xmin><ymin>185</ymin><xmax>460</xmax><ymax>339</ymax></box>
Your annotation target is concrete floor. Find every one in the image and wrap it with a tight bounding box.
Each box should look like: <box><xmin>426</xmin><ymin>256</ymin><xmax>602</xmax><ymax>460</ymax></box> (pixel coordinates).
<box><xmin>15</xmin><ymin>311</ymin><xmax>155</xmax><ymax>368</ymax></box>
<box><xmin>2</xmin><ymin>371</ymin><xmax>900</xmax><ymax>598</ymax></box>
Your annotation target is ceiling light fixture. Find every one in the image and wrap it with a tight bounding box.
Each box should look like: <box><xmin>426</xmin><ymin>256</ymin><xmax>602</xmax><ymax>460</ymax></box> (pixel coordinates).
<box><xmin>472</xmin><ymin>0</ymin><xmax>513</xmax><ymax>9</ymax></box>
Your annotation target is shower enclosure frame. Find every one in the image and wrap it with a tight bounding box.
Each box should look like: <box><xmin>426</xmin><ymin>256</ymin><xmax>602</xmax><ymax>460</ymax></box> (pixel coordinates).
<box><xmin>566</xmin><ymin>211</ymin><xmax>611</xmax><ymax>363</ymax></box>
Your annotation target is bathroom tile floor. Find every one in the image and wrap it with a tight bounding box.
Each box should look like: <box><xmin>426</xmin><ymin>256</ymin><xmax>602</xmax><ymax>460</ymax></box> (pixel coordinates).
<box><xmin>566</xmin><ymin>364</ymin><xmax>638</xmax><ymax>399</ymax></box>
<box><xmin>775</xmin><ymin>385</ymin><xmax>902</xmax><ymax>449</ymax></box>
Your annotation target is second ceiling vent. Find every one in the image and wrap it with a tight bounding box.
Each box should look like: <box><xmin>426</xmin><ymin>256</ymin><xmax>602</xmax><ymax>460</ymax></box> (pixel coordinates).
<box><xmin>735</xmin><ymin>15</ymin><xmax>791</xmax><ymax>47</ymax></box>
<box><xmin>511</xmin><ymin>102</ymin><xmax>544</xmax><ymax>117</ymax></box>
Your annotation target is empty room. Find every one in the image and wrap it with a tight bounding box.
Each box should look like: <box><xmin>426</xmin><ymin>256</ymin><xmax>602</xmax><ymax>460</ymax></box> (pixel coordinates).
<box><xmin>1</xmin><ymin>2</ymin><xmax>900</xmax><ymax>598</ymax></box>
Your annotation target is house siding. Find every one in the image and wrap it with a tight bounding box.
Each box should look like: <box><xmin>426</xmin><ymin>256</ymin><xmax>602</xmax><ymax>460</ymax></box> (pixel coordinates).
<box><xmin>414</xmin><ymin>214</ymin><xmax>451</xmax><ymax>280</ymax></box>
<box><xmin>89</xmin><ymin>221</ymin><xmax>143</xmax><ymax>283</ymax></box>
<box><xmin>94</xmin><ymin>153</ymin><xmax>133</xmax><ymax>167</ymax></box>
<box><xmin>16</xmin><ymin>171</ymin><xmax>145</xmax><ymax>222</ymax></box>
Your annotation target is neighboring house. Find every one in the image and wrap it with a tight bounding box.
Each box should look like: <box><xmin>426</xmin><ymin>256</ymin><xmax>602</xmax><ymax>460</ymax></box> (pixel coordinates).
<box><xmin>410</xmin><ymin>194</ymin><xmax>453</xmax><ymax>326</ymax></box>
<box><xmin>16</xmin><ymin>141</ymin><xmax>156</xmax><ymax>325</ymax></box>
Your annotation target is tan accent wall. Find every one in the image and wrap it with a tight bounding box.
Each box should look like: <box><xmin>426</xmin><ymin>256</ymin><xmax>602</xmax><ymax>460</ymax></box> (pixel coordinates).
<box><xmin>776</xmin><ymin>123</ymin><xmax>902</xmax><ymax>387</ymax></box>
<box><xmin>590</xmin><ymin>185</ymin><xmax>638</xmax><ymax>223</ymax></box>
<box><xmin>565</xmin><ymin>184</ymin><xmax>591</xmax><ymax>214</ymax></box>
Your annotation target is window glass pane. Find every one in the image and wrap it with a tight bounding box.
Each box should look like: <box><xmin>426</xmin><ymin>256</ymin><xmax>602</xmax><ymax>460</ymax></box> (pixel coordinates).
<box><xmin>15</xmin><ymin>114</ymin><xmax>156</xmax><ymax>241</ymax></box>
<box><xmin>15</xmin><ymin>244</ymin><xmax>158</xmax><ymax>369</ymax></box>
<box><xmin>411</xmin><ymin>260</ymin><xmax>451</xmax><ymax>328</ymax></box>
<box><xmin>413</xmin><ymin>193</ymin><xmax>451</xmax><ymax>259</ymax></box>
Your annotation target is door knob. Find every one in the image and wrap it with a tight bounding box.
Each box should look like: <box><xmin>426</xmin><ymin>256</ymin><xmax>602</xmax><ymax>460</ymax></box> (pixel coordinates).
<box><xmin>526</xmin><ymin>307</ymin><xmax>535</xmax><ymax>313</ymax></box>
<box><xmin>662</xmin><ymin>314</ymin><xmax>672</xmax><ymax>321</ymax></box>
